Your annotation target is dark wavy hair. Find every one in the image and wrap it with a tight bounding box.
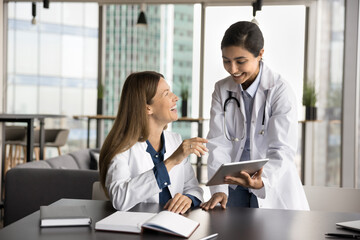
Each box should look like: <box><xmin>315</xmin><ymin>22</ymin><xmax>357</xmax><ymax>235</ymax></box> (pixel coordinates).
<box><xmin>221</xmin><ymin>21</ymin><xmax>264</xmax><ymax>57</ymax></box>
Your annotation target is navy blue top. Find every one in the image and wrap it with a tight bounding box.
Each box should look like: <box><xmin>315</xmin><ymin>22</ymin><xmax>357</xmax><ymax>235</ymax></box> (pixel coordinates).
<box><xmin>146</xmin><ymin>133</ymin><xmax>201</xmax><ymax>207</ymax></box>
<box><xmin>239</xmin><ymin>61</ymin><xmax>263</xmax><ymax>161</ymax></box>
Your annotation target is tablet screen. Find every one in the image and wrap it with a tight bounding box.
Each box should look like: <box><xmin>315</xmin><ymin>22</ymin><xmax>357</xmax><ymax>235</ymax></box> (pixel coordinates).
<box><xmin>206</xmin><ymin>159</ymin><xmax>268</xmax><ymax>186</ymax></box>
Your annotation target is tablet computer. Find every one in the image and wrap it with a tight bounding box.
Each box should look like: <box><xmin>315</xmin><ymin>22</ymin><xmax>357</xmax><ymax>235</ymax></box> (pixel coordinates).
<box><xmin>206</xmin><ymin>158</ymin><xmax>269</xmax><ymax>186</ymax></box>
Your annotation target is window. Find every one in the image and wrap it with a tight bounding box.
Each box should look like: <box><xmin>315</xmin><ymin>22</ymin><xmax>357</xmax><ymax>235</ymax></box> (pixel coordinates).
<box><xmin>7</xmin><ymin>2</ymin><xmax>99</xmax><ymax>154</ymax></box>
<box><xmin>307</xmin><ymin>0</ymin><xmax>344</xmax><ymax>186</ymax></box>
<box><xmin>103</xmin><ymin>4</ymin><xmax>198</xmax><ymax>141</ymax></box>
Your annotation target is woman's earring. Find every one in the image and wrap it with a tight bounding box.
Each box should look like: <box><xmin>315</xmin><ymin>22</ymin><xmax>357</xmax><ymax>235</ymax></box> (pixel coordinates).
<box><xmin>146</xmin><ymin>106</ymin><xmax>152</xmax><ymax>114</ymax></box>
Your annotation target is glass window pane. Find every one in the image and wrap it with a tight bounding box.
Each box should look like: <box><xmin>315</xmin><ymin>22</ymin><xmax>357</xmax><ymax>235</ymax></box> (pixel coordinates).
<box><xmin>15</xmin><ymin>2</ymin><xmax>32</xmax><ymax>21</ymax></box>
<box><xmin>40</xmin><ymin>33</ymin><xmax>61</xmax><ymax>76</ymax></box>
<box><xmin>15</xmin><ymin>86</ymin><xmax>37</xmax><ymax>113</ymax></box>
<box><xmin>83</xmin><ymin>87</ymin><xmax>97</xmax><ymax>115</ymax></box>
<box><xmin>104</xmin><ymin>4</ymin><xmax>198</xmax><ymax>136</ymax></box>
<box><xmin>84</xmin><ymin>38</ymin><xmax>98</xmax><ymax>78</ymax></box>
<box><xmin>104</xmin><ymin>4</ymin><xmax>163</xmax><ymax>117</ymax></box>
<box><xmin>39</xmin><ymin>86</ymin><xmax>60</xmax><ymax>113</ymax></box>
<box><xmin>15</xmin><ymin>31</ymin><xmax>38</xmax><ymax>75</ymax></box>
<box><xmin>7</xmin><ymin>2</ymin><xmax>99</xmax><ymax>153</ymax></box>
<box><xmin>62</xmin><ymin>35</ymin><xmax>84</xmax><ymax>78</ymax></box>
<box><xmin>312</xmin><ymin>0</ymin><xmax>344</xmax><ymax>187</ymax></box>
<box><xmin>6</xmin><ymin>81</ymin><xmax>14</xmax><ymax>112</ymax></box>
<box><xmin>8</xmin><ymin>30</ymin><xmax>15</xmax><ymax>74</ymax></box>
<box><xmin>191</xmin><ymin>4</ymin><xmax>201</xmax><ymax>119</ymax></box>
<box><xmin>260</xmin><ymin>6</ymin><xmax>305</xmax><ymax>116</ymax></box>
<box><xmin>84</xmin><ymin>3</ymin><xmax>99</xmax><ymax>28</ymax></box>
<box><xmin>62</xmin><ymin>88</ymin><xmax>82</xmax><ymax>115</ymax></box>
<box><xmin>39</xmin><ymin>2</ymin><xmax>62</xmax><ymax>24</ymax></box>
<box><xmin>63</xmin><ymin>3</ymin><xmax>84</xmax><ymax>27</ymax></box>
<box><xmin>8</xmin><ymin>2</ymin><xmax>15</xmax><ymax>18</ymax></box>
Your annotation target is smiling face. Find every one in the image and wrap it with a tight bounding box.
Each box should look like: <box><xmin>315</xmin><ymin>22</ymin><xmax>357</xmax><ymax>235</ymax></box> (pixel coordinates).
<box><xmin>222</xmin><ymin>46</ymin><xmax>264</xmax><ymax>89</ymax></box>
<box><xmin>147</xmin><ymin>77</ymin><xmax>179</xmax><ymax>127</ymax></box>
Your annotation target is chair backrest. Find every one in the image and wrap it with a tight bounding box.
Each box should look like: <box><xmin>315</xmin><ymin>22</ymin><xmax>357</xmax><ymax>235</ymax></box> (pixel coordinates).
<box><xmin>303</xmin><ymin>185</ymin><xmax>360</xmax><ymax>213</ymax></box>
<box><xmin>5</xmin><ymin>126</ymin><xmax>26</xmax><ymax>143</ymax></box>
<box><xmin>92</xmin><ymin>181</ymin><xmax>109</xmax><ymax>200</ymax></box>
<box><xmin>4</xmin><ymin>168</ymin><xmax>99</xmax><ymax>226</ymax></box>
<box><xmin>45</xmin><ymin>129</ymin><xmax>70</xmax><ymax>146</ymax></box>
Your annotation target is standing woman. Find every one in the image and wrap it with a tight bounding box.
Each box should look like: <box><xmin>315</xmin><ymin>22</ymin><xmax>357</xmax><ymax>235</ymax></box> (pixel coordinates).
<box><xmin>201</xmin><ymin>21</ymin><xmax>309</xmax><ymax>210</ymax></box>
<box><xmin>100</xmin><ymin>71</ymin><xmax>207</xmax><ymax>213</ymax></box>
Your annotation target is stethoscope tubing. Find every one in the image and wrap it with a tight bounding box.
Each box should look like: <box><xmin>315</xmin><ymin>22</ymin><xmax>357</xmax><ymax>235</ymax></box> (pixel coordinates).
<box><xmin>223</xmin><ymin>95</ymin><xmax>240</xmax><ymax>111</ymax></box>
<box><xmin>223</xmin><ymin>91</ymin><xmax>266</xmax><ymax>141</ymax></box>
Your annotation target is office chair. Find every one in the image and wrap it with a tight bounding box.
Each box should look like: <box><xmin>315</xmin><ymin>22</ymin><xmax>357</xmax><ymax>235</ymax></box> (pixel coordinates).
<box><xmin>303</xmin><ymin>185</ymin><xmax>360</xmax><ymax>213</ymax></box>
<box><xmin>30</xmin><ymin>128</ymin><xmax>69</xmax><ymax>160</ymax></box>
<box><xmin>92</xmin><ymin>181</ymin><xmax>109</xmax><ymax>200</ymax></box>
<box><xmin>13</xmin><ymin>128</ymin><xmax>70</xmax><ymax>161</ymax></box>
<box><xmin>4</xmin><ymin>126</ymin><xmax>27</xmax><ymax>172</ymax></box>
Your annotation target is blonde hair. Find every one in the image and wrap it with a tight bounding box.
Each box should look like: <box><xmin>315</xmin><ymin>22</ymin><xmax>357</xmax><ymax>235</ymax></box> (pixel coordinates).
<box><xmin>99</xmin><ymin>71</ymin><xmax>164</xmax><ymax>191</ymax></box>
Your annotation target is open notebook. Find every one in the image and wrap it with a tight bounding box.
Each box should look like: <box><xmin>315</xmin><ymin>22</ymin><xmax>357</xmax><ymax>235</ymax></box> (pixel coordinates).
<box><xmin>95</xmin><ymin>210</ymin><xmax>199</xmax><ymax>238</ymax></box>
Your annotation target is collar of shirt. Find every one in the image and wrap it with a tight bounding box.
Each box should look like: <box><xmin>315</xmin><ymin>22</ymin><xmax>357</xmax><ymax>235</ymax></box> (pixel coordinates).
<box><xmin>145</xmin><ymin>132</ymin><xmax>166</xmax><ymax>160</ymax></box>
<box><xmin>239</xmin><ymin>61</ymin><xmax>263</xmax><ymax>98</ymax></box>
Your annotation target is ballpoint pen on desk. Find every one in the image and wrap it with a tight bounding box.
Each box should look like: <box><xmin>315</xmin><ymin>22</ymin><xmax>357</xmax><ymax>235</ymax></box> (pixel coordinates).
<box><xmin>325</xmin><ymin>233</ymin><xmax>360</xmax><ymax>239</ymax></box>
<box><xmin>199</xmin><ymin>233</ymin><xmax>219</xmax><ymax>240</ymax></box>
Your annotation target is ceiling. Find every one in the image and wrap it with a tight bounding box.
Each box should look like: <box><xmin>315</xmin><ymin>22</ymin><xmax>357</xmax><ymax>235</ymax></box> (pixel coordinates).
<box><xmin>3</xmin><ymin>0</ymin><xmax>313</xmax><ymax>6</ymax></box>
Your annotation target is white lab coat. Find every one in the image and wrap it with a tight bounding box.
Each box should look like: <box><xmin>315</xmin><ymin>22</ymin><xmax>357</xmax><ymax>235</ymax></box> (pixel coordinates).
<box><xmin>207</xmin><ymin>62</ymin><xmax>309</xmax><ymax>210</ymax></box>
<box><xmin>106</xmin><ymin>131</ymin><xmax>204</xmax><ymax>211</ymax></box>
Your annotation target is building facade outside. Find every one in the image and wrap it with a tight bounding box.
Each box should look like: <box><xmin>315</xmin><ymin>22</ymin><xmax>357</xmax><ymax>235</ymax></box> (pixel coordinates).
<box><xmin>103</xmin><ymin>4</ymin><xmax>194</xmax><ymax>139</ymax></box>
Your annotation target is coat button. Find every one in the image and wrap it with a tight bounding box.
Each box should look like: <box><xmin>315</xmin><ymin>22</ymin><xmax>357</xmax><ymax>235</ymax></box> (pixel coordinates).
<box><xmin>164</xmin><ymin>182</ymin><xmax>168</xmax><ymax>186</ymax></box>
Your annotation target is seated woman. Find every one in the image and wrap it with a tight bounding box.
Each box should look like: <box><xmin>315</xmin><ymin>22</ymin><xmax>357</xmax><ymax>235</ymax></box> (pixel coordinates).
<box><xmin>99</xmin><ymin>71</ymin><xmax>208</xmax><ymax>214</ymax></box>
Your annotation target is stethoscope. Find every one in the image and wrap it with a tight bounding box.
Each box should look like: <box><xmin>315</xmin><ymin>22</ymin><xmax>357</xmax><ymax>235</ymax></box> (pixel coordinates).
<box><xmin>223</xmin><ymin>91</ymin><xmax>266</xmax><ymax>142</ymax></box>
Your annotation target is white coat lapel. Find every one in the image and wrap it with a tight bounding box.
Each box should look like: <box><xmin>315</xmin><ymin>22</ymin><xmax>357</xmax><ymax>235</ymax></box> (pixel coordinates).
<box><xmin>136</xmin><ymin>142</ymin><xmax>156</xmax><ymax>170</ymax></box>
<box><xmin>252</xmin><ymin>62</ymin><xmax>274</xmax><ymax>121</ymax></box>
<box><xmin>252</xmin><ymin>89</ymin><xmax>266</xmax><ymax>121</ymax></box>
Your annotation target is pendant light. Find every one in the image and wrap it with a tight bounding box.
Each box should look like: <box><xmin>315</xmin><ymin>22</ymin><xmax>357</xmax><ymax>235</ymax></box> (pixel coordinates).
<box><xmin>31</xmin><ymin>2</ymin><xmax>36</xmax><ymax>25</ymax></box>
<box><xmin>251</xmin><ymin>0</ymin><xmax>263</xmax><ymax>25</ymax></box>
<box><xmin>137</xmin><ymin>3</ymin><xmax>147</xmax><ymax>26</ymax></box>
<box><xmin>43</xmin><ymin>0</ymin><xmax>49</xmax><ymax>9</ymax></box>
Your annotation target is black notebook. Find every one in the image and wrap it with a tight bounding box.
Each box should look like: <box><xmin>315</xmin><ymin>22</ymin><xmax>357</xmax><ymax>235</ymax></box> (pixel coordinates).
<box><xmin>40</xmin><ymin>205</ymin><xmax>92</xmax><ymax>227</ymax></box>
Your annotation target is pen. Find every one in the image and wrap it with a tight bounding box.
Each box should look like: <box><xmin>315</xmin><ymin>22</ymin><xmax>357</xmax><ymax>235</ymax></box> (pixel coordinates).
<box><xmin>199</xmin><ymin>233</ymin><xmax>219</xmax><ymax>240</ymax></box>
<box><xmin>325</xmin><ymin>233</ymin><xmax>360</xmax><ymax>238</ymax></box>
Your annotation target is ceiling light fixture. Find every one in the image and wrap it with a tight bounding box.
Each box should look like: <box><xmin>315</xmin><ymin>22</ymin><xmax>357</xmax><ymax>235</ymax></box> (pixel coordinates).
<box><xmin>43</xmin><ymin>0</ymin><xmax>49</xmax><ymax>9</ymax></box>
<box><xmin>251</xmin><ymin>0</ymin><xmax>263</xmax><ymax>25</ymax></box>
<box><xmin>31</xmin><ymin>2</ymin><xmax>36</xmax><ymax>25</ymax></box>
<box><xmin>136</xmin><ymin>3</ymin><xmax>147</xmax><ymax>26</ymax></box>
